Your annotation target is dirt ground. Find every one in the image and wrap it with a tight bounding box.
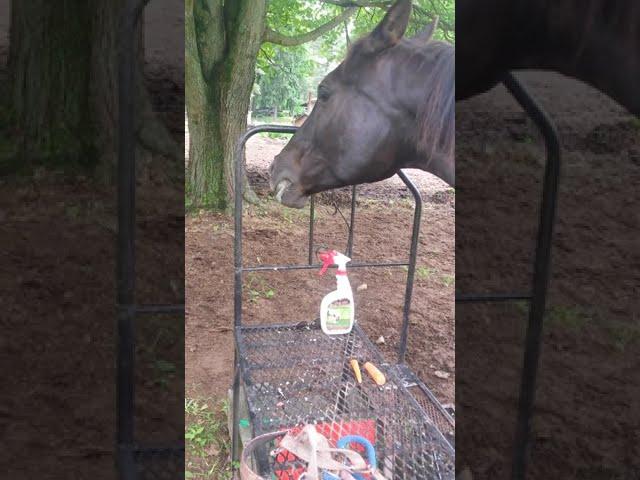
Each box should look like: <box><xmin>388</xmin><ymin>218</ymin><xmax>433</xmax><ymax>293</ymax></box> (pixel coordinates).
<box><xmin>0</xmin><ymin>2</ymin><xmax>185</xmax><ymax>478</ymax></box>
<box><xmin>185</xmin><ymin>143</ymin><xmax>456</xmax><ymax>406</ymax></box>
<box><xmin>456</xmin><ymin>72</ymin><xmax>639</xmax><ymax>479</ymax></box>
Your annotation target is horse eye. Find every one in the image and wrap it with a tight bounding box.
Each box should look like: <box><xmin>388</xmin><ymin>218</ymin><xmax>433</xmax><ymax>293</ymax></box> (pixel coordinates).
<box><xmin>317</xmin><ymin>86</ymin><xmax>330</xmax><ymax>102</ymax></box>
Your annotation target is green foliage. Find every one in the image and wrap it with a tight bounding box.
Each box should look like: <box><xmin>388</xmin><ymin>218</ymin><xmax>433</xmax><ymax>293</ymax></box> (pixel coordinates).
<box><xmin>416</xmin><ymin>265</ymin><xmax>436</xmax><ymax>280</ymax></box>
<box><xmin>254</xmin><ymin>0</ymin><xmax>455</xmax><ymax>117</ymax></box>
<box><xmin>546</xmin><ymin>305</ymin><xmax>592</xmax><ymax>330</ymax></box>
<box><xmin>185</xmin><ymin>398</ymin><xmax>232</xmax><ymax>479</ymax></box>
<box><xmin>441</xmin><ymin>274</ymin><xmax>454</xmax><ymax>287</ymax></box>
<box><xmin>255</xmin><ymin>45</ymin><xmax>316</xmax><ymax>115</ymax></box>
<box><xmin>245</xmin><ymin>273</ymin><xmax>276</xmax><ymax>302</ymax></box>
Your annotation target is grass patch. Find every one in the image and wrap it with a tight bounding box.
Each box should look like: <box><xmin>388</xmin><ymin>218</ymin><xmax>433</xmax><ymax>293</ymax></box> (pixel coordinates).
<box><xmin>185</xmin><ymin>398</ymin><xmax>233</xmax><ymax>479</ymax></box>
<box><xmin>440</xmin><ymin>274</ymin><xmax>454</xmax><ymax>287</ymax></box>
<box><xmin>152</xmin><ymin>359</ymin><xmax>177</xmax><ymax>389</ymax></box>
<box><xmin>402</xmin><ymin>265</ymin><xmax>441</xmax><ymax>283</ymax></box>
<box><xmin>245</xmin><ymin>273</ymin><xmax>276</xmax><ymax>302</ymax></box>
<box><xmin>545</xmin><ymin>304</ymin><xmax>591</xmax><ymax>330</ymax></box>
<box><xmin>137</xmin><ymin>317</ymin><xmax>183</xmax><ymax>390</ymax></box>
<box><xmin>515</xmin><ymin>302</ymin><xmax>639</xmax><ymax>351</ymax></box>
<box><xmin>281</xmin><ymin>206</ymin><xmax>307</xmax><ymax>225</ymax></box>
<box><xmin>415</xmin><ymin>266</ymin><xmax>436</xmax><ymax>281</ymax></box>
<box><xmin>514</xmin><ymin>303</ymin><xmax>592</xmax><ymax>331</ymax></box>
<box><xmin>605</xmin><ymin>321</ymin><xmax>640</xmax><ymax>352</ymax></box>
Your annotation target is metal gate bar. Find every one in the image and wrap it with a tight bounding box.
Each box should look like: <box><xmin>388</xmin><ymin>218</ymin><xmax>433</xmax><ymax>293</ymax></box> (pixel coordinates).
<box><xmin>231</xmin><ymin>125</ymin><xmax>451</xmax><ymax>477</ymax></box>
<box><xmin>455</xmin><ymin>72</ymin><xmax>561</xmax><ymax>480</ymax></box>
<box><xmin>116</xmin><ymin>1</ymin><xmax>185</xmax><ymax>478</ymax></box>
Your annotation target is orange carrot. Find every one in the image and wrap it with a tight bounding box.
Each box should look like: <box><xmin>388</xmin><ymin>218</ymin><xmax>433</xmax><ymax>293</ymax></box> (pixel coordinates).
<box><xmin>350</xmin><ymin>359</ymin><xmax>362</xmax><ymax>384</ymax></box>
<box><xmin>363</xmin><ymin>362</ymin><xmax>386</xmax><ymax>386</ymax></box>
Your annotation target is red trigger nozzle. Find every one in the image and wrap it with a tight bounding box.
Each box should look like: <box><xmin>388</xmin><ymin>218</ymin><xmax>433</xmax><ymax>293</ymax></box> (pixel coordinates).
<box><xmin>318</xmin><ymin>250</ymin><xmax>334</xmax><ymax>275</ymax></box>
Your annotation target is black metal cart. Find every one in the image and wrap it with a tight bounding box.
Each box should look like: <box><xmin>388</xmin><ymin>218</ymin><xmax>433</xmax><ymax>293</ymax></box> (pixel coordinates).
<box><xmin>230</xmin><ymin>125</ymin><xmax>456</xmax><ymax>479</ymax></box>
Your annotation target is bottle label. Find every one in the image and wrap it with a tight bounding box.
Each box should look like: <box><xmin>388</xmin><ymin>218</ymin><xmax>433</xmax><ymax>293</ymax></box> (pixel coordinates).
<box><xmin>326</xmin><ymin>298</ymin><xmax>352</xmax><ymax>331</ymax></box>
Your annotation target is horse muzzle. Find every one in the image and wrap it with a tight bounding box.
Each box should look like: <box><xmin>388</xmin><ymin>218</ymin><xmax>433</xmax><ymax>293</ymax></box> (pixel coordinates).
<box><xmin>269</xmin><ymin>160</ymin><xmax>308</xmax><ymax>209</ymax></box>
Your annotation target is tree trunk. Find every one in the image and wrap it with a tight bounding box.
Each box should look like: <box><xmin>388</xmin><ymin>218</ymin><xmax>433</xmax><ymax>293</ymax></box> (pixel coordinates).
<box><xmin>185</xmin><ymin>0</ymin><xmax>355</xmax><ymax>210</ymax></box>
<box><xmin>9</xmin><ymin>0</ymin><xmax>179</xmax><ymax>178</ymax></box>
<box><xmin>186</xmin><ymin>0</ymin><xmax>265</xmax><ymax>210</ymax></box>
<box><xmin>9</xmin><ymin>0</ymin><xmax>94</xmax><ymax>168</ymax></box>
<box><xmin>185</xmin><ymin>0</ymin><xmax>225</xmax><ymax>209</ymax></box>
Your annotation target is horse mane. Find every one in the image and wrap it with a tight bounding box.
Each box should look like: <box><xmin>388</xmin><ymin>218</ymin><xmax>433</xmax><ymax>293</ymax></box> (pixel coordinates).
<box><xmin>412</xmin><ymin>40</ymin><xmax>455</xmax><ymax>167</ymax></box>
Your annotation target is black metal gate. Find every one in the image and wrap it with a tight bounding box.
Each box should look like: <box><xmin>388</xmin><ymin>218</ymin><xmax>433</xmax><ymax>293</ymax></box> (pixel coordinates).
<box><xmin>455</xmin><ymin>72</ymin><xmax>561</xmax><ymax>480</ymax></box>
<box><xmin>116</xmin><ymin>1</ymin><xmax>184</xmax><ymax>478</ymax></box>
<box><xmin>230</xmin><ymin>125</ymin><xmax>455</xmax><ymax>479</ymax></box>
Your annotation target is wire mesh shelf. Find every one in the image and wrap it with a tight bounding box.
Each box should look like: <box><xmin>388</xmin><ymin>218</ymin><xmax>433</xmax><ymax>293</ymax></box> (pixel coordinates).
<box><xmin>236</xmin><ymin>322</ymin><xmax>454</xmax><ymax>479</ymax></box>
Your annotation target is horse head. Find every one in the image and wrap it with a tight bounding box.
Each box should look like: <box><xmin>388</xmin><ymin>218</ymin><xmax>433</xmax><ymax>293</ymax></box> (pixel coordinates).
<box><xmin>269</xmin><ymin>0</ymin><xmax>455</xmax><ymax>208</ymax></box>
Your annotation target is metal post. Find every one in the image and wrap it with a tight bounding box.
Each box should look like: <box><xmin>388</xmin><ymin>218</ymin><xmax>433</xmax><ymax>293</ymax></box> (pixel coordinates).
<box><xmin>232</xmin><ymin>125</ymin><xmax>298</xmax><ymax>475</ymax></box>
<box><xmin>234</xmin><ymin>137</ymin><xmax>244</xmax><ymax>328</ymax></box>
<box><xmin>308</xmin><ymin>195</ymin><xmax>315</xmax><ymax>264</ymax></box>
<box><xmin>502</xmin><ymin>73</ymin><xmax>561</xmax><ymax>480</ymax></box>
<box><xmin>346</xmin><ymin>185</ymin><xmax>357</xmax><ymax>257</ymax></box>
<box><xmin>234</xmin><ymin>125</ymin><xmax>299</xmax><ymax>329</ymax></box>
<box><xmin>117</xmin><ymin>1</ymin><xmax>137</xmax><ymax>478</ymax></box>
<box><xmin>396</xmin><ymin>171</ymin><xmax>423</xmax><ymax>363</ymax></box>
<box><xmin>231</xmin><ymin>354</ymin><xmax>241</xmax><ymax>472</ymax></box>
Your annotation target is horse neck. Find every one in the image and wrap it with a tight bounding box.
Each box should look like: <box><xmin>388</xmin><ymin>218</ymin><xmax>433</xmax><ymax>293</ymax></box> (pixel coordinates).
<box><xmin>392</xmin><ymin>42</ymin><xmax>455</xmax><ymax>185</ymax></box>
<box><xmin>514</xmin><ymin>0</ymin><xmax>639</xmax><ymax>115</ymax></box>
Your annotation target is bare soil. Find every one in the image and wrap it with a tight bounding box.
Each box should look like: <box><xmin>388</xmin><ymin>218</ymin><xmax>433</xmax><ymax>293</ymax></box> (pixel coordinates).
<box><xmin>456</xmin><ymin>72</ymin><xmax>640</xmax><ymax>479</ymax></box>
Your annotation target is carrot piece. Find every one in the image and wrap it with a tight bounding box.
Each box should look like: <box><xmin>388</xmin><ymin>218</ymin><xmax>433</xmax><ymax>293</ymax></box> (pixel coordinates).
<box><xmin>350</xmin><ymin>359</ymin><xmax>362</xmax><ymax>384</ymax></box>
<box><xmin>363</xmin><ymin>362</ymin><xmax>386</xmax><ymax>386</ymax></box>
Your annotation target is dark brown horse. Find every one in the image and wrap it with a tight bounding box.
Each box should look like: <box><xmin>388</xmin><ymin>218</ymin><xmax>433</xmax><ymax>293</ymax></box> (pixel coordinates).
<box><xmin>269</xmin><ymin>0</ymin><xmax>454</xmax><ymax>208</ymax></box>
<box><xmin>457</xmin><ymin>0</ymin><xmax>640</xmax><ymax>113</ymax></box>
<box><xmin>270</xmin><ymin>0</ymin><xmax>639</xmax><ymax>208</ymax></box>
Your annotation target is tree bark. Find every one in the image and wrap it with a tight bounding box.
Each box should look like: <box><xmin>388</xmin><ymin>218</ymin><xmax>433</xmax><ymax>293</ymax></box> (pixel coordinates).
<box><xmin>9</xmin><ymin>0</ymin><xmax>94</xmax><ymax>167</ymax></box>
<box><xmin>187</xmin><ymin>0</ymin><xmax>266</xmax><ymax>210</ymax></box>
<box><xmin>9</xmin><ymin>0</ymin><xmax>180</xmax><ymax>179</ymax></box>
<box><xmin>185</xmin><ymin>0</ymin><xmax>226</xmax><ymax>209</ymax></box>
<box><xmin>263</xmin><ymin>7</ymin><xmax>357</xmax><ymax>47</ymax></box>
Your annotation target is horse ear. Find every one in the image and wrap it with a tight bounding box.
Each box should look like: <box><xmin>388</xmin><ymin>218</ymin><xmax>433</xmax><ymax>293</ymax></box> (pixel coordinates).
<box><xmin>363</xmin><ymin>0</ymin><xmax>412</xmax><ymax>54</ymax></box>
<box><xmin>413</xmin><ymin>16</ymin><xmax>439</xmax><ymax>43</ymax></box>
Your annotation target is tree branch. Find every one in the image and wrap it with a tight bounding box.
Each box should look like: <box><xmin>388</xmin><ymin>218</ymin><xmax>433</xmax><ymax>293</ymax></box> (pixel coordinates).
<box><xmin>193</xmin><ymin>0</ymin><xmax>225</xmax><ymax>78</ymax></box>
<box><xmin>413</xmin><ymin>3</ymin><xmax>454</xmax><ymax>36</ymax></box>
<box><xmin>263</xmin><ymin>7</ymin><xmax>357</xmax><ymax>46</ymax></box>
<box><xmin>320</xmin><ymin>0</ymin><xmax>455</xmax><ymax>38</ymax></box>
<box><xmin>320</xmin><ymin>0</ymin><xmax>391</xmax><ymax>7</ymax></box>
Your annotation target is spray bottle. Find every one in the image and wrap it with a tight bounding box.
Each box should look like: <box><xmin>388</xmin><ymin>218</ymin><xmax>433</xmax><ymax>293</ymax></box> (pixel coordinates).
<box><xmin>318</xmin><ymin>250</ymin><xmax>355</xmax><ymax>335</ymax></box>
